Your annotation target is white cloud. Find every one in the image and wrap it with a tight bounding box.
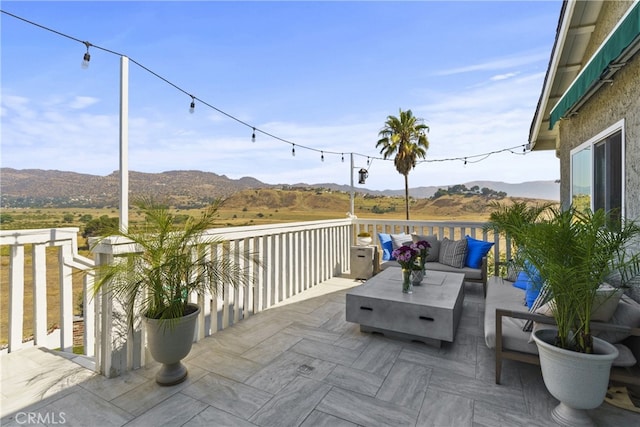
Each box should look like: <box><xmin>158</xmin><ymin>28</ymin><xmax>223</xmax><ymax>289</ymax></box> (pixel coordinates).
<box><xmin>69</xmin><ymin>96</ymin><xmax>99</xmax><ymax>109</ymax></box>
<box><xmin>1</xmin><ymin>95</ymin><xmax>35</xmax><ymax>119</ymax></box>
<box><xmin>433</xmin><ymin>51</ymin><xmax>549</xmax><ymax>76</ymax></box>
<box><xmin>491</xmin><ymin>72</ymin><xmax>520</xmax><ymax>81</ymax></box>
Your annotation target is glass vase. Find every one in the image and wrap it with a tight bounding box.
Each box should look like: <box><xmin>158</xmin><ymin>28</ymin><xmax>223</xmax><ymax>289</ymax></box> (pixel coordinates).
<box><xmin>402</xmin><ymin>268</ymin><xmax>413</xmax><ymax>294</ymax></box>
<box><xmin>411</xmin><ymin>268</ymin><xmax>424</xmax><ymax>286</ymax></box>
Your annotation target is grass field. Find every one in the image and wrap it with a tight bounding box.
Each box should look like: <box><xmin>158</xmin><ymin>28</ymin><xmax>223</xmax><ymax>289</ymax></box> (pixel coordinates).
<box><xmin>1</xmin><ymin>190</ymin><xmax>555</xmax><ymax>345</ymax></box>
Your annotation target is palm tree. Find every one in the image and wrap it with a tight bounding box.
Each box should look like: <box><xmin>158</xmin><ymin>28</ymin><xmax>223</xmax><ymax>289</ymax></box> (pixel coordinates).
<box><xmin>376</xmin><ymin>109</ymin><xmax>429</xmax><ymax>220</ymax></box>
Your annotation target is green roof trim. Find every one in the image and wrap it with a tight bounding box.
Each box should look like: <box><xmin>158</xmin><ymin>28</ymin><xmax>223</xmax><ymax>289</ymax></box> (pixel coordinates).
<box><xmin>549</xmin><ymin>2</ymin><xmax>640</xmax><ymax>129</ymax></box>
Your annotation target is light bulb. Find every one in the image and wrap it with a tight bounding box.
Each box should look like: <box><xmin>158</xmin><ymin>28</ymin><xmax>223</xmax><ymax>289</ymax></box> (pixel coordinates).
<box><xmin>252</xmin><ymin>128</ymin><xmax>256</xmax><ymax>143</ymax></box>
<box><xmin>321</xmin><ymin>151</ymin><xmax>324</xmax><ymax>162</ymax></box>
<box><xmin>189</xmin><ymin>99</ymin><xmax>195</xmax><ymax>114</ymax></box>
<box><xmin>341</xmin><ymin>153</ymin><xmax>344</xmax><ymax>163</ymax></box>
<box><xmin>292</xmin><ymin>145</ymin><xmax>296</xmax><ymax>156</ymax></box>
<box><xmin>81</xmin><ymin>52</ymin><xmax>90</xmax><ymax>69</ymax></box>
<box><xmin>81</xmin><ymin>42</ymin><xmax>91</xmax><ymax>69</ymax></box>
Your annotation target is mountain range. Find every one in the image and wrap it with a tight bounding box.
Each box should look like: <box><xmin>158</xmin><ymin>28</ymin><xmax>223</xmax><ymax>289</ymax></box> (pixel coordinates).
<box><xmin>0</xmin><ymin>168</ymin><xmax>559</xmax><ymax>208</ymax></box>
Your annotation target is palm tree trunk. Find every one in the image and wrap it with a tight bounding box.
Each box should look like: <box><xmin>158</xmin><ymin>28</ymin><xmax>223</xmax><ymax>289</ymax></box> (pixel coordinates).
<box><xmin>404</xmin><ymin>173</ymin><xmax>410</xmax><ymax>222</ymax></box>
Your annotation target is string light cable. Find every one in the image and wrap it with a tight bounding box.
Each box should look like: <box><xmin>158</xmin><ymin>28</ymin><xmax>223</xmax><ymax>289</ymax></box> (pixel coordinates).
<box><xmin>415</xmin><ymin>144</ymin><xmax>529</xmax><ymax>165</ymax></box>
<box><xmin>1</xmin><ymin>9</ymin><xmax>532</xmax><ymax>167</ymax></box>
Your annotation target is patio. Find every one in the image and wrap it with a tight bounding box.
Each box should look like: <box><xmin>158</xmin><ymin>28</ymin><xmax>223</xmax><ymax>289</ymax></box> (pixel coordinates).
<box><xmin>2</xmin><ymin>275</ymin><xmax>638</xmax><ymax>427</ymax></box>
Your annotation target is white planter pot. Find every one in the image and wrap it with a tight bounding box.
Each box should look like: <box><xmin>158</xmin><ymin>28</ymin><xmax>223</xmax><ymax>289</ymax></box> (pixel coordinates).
<box><xmin>144</xmin><ymin>303</ymin><xmax>200</xmax><ymax>386</ymax></box>
<box><xmin>532</xmin><ymin>329</ymin><xmax>619</xmax><ymax>426</ymax></box>
<box><xmin>357</xmin><ymin>237</ymin><xmax>372</xmax><ymax>246</ymax></box>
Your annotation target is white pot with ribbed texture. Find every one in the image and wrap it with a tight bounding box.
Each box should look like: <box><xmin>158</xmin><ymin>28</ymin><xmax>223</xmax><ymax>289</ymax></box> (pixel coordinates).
<box><xmin>357</xmin><ymin>237</ymin><xmax>372</xmax><ymax>246</ymax></box>
<box><xmin>532</xmin><ymin>328</ymin><xmax>618</xmax><ymax>427</ymax></box>
<box><xmin>144</xmin><ymin>303</ymin><xmax>200</xmax><ymax>386</ymax></box>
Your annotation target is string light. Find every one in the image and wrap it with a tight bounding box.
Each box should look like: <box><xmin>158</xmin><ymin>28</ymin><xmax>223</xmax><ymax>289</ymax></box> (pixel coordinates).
<box><xmin>81</xmin><ymin>41</ymin><xmax>91</xmax><ymax>69</ymax></box>
<box><xmin>251</xmin><ymin>127</ymin><xmax>256</xmax><ymax>143</ymax></box>
<box><xmin>464</xmin><ymin>158</ymin><xmax>467</xmax><ymax>165</ymax></box>
<box><xmin>1</xmin><ymin>10</ymin><xmax>534</xmax><ymax>170</ymax></box>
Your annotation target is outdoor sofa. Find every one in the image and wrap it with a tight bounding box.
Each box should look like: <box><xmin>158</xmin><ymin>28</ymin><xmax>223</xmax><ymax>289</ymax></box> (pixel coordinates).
<box><xmin>378</xmin><ymin>233</ymin><xmax>490</xmax><ymax>295</ymax></box>
<box><xmin>484</xmin><ymin>275</ymin><xmax>640</xmax><ymax>387</ymax></box>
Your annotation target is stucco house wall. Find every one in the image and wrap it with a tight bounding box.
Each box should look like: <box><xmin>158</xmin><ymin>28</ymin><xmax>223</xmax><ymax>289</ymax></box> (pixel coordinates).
<box><xmin>556</xmin><ymin>1</ymin><xmax>640</xmax><ymax>221</ymax></box>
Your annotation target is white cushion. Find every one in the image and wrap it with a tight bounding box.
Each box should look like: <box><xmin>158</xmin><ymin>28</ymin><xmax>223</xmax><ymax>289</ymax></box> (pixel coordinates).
<box><xmin>534</xmin><ymin>284</ymin><xmax>623</xmax><ymax>322</ymax></box>
<box><xmin>597</xmin><ymin>295</ymin><xmax>640</xmax><ymax>343</ymax></box>
<box><xmin>613</xmin><ymin>343</ymin><xmax>637</xmax><ymax>367</ymax></box>
<box><xmin>390</xmin><ymin>233</ymin><xmax>411</xmax><ymax>249</ymax></box>
<box><xmin>592</xmin><ymin>285</ymin><xmax>624</xmax><ymax>322</ymax></box>
<box><xmin>411</xmin><ymin>234</ymin><xmax>440</xmax><ymax>261</ymax></box>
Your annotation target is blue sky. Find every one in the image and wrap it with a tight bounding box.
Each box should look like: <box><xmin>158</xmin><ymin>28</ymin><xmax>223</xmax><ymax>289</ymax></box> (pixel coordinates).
<box><xmin>1</xmin><ymin>1</ymin><xmax>561</xmax><ymax>192</ymax></box>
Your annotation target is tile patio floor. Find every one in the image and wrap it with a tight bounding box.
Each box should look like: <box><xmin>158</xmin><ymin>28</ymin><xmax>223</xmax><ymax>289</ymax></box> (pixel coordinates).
<box><xmin>2</xmin><ymin>276</ymin><xmax>639</xmax><ymax>426</ymax></box>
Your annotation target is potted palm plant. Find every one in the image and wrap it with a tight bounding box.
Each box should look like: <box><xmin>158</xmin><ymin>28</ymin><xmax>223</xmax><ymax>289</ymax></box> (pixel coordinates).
<box><xmin>485</xmin><ymin>200</ymin><xmax>554</xmax><ymax>278</ymax></box>
<box><xmin>491</xmin><ymin>204</ymin><xmax>640</xmax><ymax>426</ymax></box>
<box><xmin>92</xmin><ymin>199</ymin><xmax>257</xmax><ymax>386</ymax></box>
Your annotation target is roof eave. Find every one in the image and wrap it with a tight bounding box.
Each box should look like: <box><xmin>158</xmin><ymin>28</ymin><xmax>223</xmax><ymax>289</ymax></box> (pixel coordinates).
<box><xmin>529</xmin><ymin>0</ymin><xmax>573</xmax><ymax>152</ymax></box>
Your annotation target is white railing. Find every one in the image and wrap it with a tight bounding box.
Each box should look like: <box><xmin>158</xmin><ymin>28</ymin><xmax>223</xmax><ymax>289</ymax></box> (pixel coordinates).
<box><xmin>90</xmin><ymin>218</ymin><xmax>353</xmax><ymax>377</ymax></box>
<box><xmin>0</xmin><ymin>228</ymin><xmax>95</xmax><ymax>355</ymax></box>
<box><xmin>1</xmin><ymin>217</ymin><xmax>501</xmax><ymax>378</ymax></box>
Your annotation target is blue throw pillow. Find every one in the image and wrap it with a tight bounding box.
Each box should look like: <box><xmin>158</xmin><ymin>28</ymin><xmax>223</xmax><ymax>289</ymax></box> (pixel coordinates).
<box><xmin>464</xmin><ymin>235</ymin><xmax>494</xmax><ymax>269</ymax></box>
<box><xmin>378</xmin><ymin>233</ymin><xmax>395</xmax><ymax>261</ymax></box>
<box><xmin>512</xmin><ymin>271</ymin><xmax>529</xmax><ymax>290</ymax></box>
<box><xmin>525</xmin><ymin>279</ymin><xmax>541</xmax><ymax>308</ymax></box>
<box><xmin>522</xmin><ymin>263</ymin><xmax>544</xmax><ymax>308</ymax></box>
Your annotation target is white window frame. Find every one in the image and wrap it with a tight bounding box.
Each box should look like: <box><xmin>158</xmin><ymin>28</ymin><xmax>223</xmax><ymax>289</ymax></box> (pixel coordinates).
<box><xmin>569</xmin><ymin>119</ymin><xmax>626</xmax><ymax>217</ymax></box>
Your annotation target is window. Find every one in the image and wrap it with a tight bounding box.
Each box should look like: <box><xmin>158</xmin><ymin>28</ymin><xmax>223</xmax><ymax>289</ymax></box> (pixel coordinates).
<box><xmin>570</xmin><ymin>121</ymin><xmax>624</xmax><ymax>220</ymax></box>
<box><xmin>571</xmin><ymin>145</ymin><xmax>591</xmax><ymax>211</ymax></box>
<box><xmin>593</xmin><ymin>132</ymin><xmax>622</xmax><ymax>217</ymax></box>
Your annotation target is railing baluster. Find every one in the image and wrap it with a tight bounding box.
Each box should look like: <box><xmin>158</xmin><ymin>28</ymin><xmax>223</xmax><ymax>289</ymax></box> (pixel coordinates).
<box><xmin>221</xmin><ymin>243</ymin><xmax>230</xmax><ymax>330</ymax></box>
<box><xmin>256</xmin><ymin>235</ymin><xmax>265</xmax><ymax>312</ymax></box>
<box><xmin>32</xmin><ymin>244</ymin><xmax>47</xmax><ymax>345</ymax></box>
<box><xmin>59</xmin><ymin>244</ymin><xmax>74</xmax><ymax>352</ymax></box>
<box><xmin>84</xmin><ymin>272</ymin><xmax>95</xmax><ymax>357</ymax></box>
<box><xmin>9</xmin><ymin>245</ymin><xmax>25</xmax><ymax>353</ymax></box>
<box><xmin>244</xmin><ymin>237</ymin><xmax>254</xmax><ymax>318</ymax></box>
<box><xmin>233</xmin><ymin>240</ymin><xmax>242</xmax><ymax>324</ymax></box>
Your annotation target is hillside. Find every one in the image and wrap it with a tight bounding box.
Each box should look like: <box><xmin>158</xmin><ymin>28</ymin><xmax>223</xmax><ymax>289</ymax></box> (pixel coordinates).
<box><xmin>0</xmin><ymin>168</ymin><xmax>559</xmax><ymax>208</ymax></box>
<box><xmin>0</xmin><ymin>189</ymin><xmax>559</xmax><ymax>232</ymax></box>
<box><xmin>310</xmin><ymin>180</ymin><xmax>559</xmax><ymax>201</ymax></box>
<box><xmin>220</xmin><ymin>189</ymin><xmax>555</xmax><ymax>223</ymax></box>
<box><xmin>0</xmin><ymin>168</ymin><xmax>270</xmax><ymax>208</ymax></box>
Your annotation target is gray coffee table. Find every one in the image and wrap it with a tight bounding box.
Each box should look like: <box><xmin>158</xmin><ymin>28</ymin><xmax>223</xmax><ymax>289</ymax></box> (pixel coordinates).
<box><xmin>345</xmin><ymin>267</ymin><xmax>465</xmax><ymax>347</ymax></box>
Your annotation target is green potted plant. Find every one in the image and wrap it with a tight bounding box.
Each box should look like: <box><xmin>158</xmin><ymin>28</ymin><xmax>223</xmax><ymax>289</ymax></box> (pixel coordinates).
<box><xmin>491</xmin><ymin>204</ymin><xmax>640</xmax><ymax>425</ymax></box>
<box><xmin>485</xmin><ymin>200</ymin><xmax>553</xmax><ymax>278</ymax></box>
<box><xmin>92</xmin><ymin>199</ymin><xmax>257</xmax><ymax>386</ymax></box>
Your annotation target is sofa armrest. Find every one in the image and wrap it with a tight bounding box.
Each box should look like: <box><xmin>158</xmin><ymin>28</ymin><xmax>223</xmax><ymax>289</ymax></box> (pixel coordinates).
<box><xmin>497</xmin><ymin>308</ymin><xmax>640</xmax><ymax>336</ymax></box>
<box><xmin>481</xmin><ymin>256</ymin><xmax>488</xmax><ymax>297</ymax></box>
<box><xmin>494</xmin><ymin>308</ymin><xmax>640</xmax><ymax>385</ymax></box>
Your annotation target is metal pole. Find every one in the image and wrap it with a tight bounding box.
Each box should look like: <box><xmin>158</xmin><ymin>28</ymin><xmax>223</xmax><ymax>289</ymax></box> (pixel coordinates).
<box><xmin>350</xmin><ymin>153</ymin><xmax>355</xmax><ymax>216</ymax></box>
<box><xmin>119</xmin><ymin>56</ymin><xmax>129</xmax><ymax>232</ymax></box>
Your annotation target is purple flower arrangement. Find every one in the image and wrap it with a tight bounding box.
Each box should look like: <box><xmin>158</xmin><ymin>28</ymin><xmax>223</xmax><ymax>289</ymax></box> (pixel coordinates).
<box><xmin>411</xmin><ymin>240</ymin><xmax>431</xmax><ymax>269</ymax></box>
<box><xmin>391</xmin><ymin>245</ymin><xmax>419</xmax><ymax>269</ymax></box>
